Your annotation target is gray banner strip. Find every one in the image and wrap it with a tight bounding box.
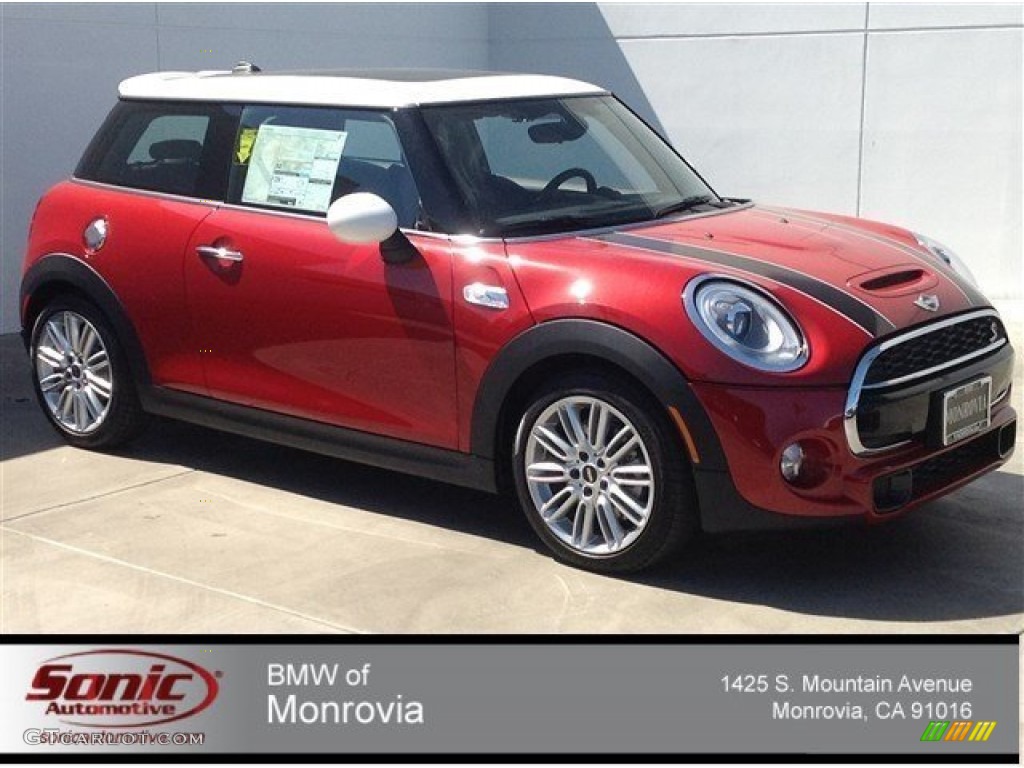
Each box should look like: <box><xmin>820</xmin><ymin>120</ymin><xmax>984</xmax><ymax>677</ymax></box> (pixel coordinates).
<box><xmin>1</xmin><ymin>643</ymin><xmax>1017</xmax><ymax>756</ymax></box>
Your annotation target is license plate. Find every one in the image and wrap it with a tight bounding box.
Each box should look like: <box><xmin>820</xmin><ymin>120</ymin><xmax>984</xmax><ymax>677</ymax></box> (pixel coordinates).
<box><xmin>942</xmin><ymin>377</ymin><xmax>992</xmax><ymax>446</ymax></box>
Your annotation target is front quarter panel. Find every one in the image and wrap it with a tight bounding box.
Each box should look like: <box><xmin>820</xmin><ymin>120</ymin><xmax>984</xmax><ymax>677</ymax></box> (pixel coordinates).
<box><xmin>504</xmin><ymin>235</ymin><xmax>875</xmax><ymax>387</ymax></box>
<box><xmin>451</xmin><ymin>239</ymin><xmax>536</xmax><ymax>452</ymax></box>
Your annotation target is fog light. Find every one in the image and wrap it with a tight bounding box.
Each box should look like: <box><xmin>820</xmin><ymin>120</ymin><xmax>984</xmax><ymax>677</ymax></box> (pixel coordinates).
<box><xmin>780</xmin><ymin>443</ymin><xmax>805</xmax><ymax>483</ymax></box>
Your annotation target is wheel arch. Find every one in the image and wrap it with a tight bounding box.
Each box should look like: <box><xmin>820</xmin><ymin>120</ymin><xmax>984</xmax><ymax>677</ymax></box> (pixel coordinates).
<box><xmin>20</xmin><ymin>254</ymin><xmax>152</xmax><ymax>389</ymax></box>
<box><xmin>470</xmin><ymin>319</ymin><xmax>727</xmax><ymax>474</ymax></box>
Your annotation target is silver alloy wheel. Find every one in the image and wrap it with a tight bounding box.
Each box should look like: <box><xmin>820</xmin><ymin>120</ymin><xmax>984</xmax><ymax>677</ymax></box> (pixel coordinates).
<box><xmin>34</xmin><ymin>311</ymin><xmax>113</xmax><ymax>435</ymax></box>
<box><xmin>522</xmin><ymin>395</ymin><xmax>655</xmax><ymax>556</ymax></box>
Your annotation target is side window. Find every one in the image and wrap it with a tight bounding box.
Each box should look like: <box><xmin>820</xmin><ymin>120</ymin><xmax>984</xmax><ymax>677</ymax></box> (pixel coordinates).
<box><xmin>77</xmin><ymin>101</ymin><xmax>238</xmax><ymax>199</ymax></box>
<box><xmin>126</xmin><ymin>115</ymin><xmax>209</xmax><ymax>163</ymax></box>
<box><xmin>343</xmin><ymin>120</ymin><xmax>403</xmax><ymax>164</ymax></box>
<box><xmin>227</xmin><ymin>105</ymin><xmax>420</xmax><ymax>227</ymax></box>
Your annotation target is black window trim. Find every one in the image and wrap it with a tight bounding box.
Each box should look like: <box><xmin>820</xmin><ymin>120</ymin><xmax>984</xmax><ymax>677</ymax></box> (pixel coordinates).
<box><xmin>74</xmin><ymin>98</ymin><xmax>489</xmax><ymax>235</ymax></box>
<box><xmin>77</xmin><ymin>92</ymin><xmax>714</xmax><ymax>240</ymax></box>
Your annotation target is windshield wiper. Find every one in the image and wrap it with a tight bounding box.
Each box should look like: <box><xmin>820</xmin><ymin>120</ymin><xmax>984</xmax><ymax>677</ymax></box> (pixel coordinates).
<box><xmin>492</xmin><ymin>214</ymin><xmax>607</xmax><ymax>237</ymax></box>
<box><xmin>652</xmin><ymin>194</ymin><xmax>716</xmax><ymax>219</ymax></box>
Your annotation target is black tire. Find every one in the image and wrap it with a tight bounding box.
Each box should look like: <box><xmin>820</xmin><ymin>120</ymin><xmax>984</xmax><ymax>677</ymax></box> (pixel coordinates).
<box><xmin>29</xmin><ymin>296</ymin><xmax>147</xmax><ymax>450</ymax></box>
<box><xmin>512</xmin><ymin>370</ymin><xmax>699</xmax><ymax>573</ymax></box>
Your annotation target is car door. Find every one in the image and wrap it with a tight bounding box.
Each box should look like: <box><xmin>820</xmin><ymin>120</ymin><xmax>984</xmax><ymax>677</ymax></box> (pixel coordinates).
<box><xmin>183</xmin><ymin>104</ymin><xmax>458</xmax><ymax>449</ymax></box>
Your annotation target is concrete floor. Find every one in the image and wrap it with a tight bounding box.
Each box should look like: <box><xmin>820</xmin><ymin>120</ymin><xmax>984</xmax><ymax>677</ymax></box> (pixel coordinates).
<box><xmin>1</xmin><ymin>320</ymin><xmax>1022</xmax><ymax>634</ymax></box>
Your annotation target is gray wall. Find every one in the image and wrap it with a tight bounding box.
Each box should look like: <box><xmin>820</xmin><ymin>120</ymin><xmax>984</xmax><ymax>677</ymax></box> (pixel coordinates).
<box><xmin>2</xmin><ymin>3</ymin><xmax>1021</xmax><ymax>334</ymax></box>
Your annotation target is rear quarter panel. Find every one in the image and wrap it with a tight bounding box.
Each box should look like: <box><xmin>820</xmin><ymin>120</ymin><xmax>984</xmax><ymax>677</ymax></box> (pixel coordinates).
<box><xmin>24</xmin><ymin>180</ymin><xmax>214</xmax><ymax>391</ymax></box>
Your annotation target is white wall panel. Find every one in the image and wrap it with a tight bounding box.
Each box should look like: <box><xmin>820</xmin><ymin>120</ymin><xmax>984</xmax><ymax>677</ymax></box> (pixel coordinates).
<box><xmin>598</xmin><ymin>2</ymin><xmax>867</xmax><ymax>37</ymax></box>
<box><xmin>493</xmin><ymin>3</ymin><xmax>867</xmax><ymax>39</ymax></box>
<box><xmin>868</xmin><ymin>2</ymin><xmax>1023</xmax><ymax>29</ymax></box>
<box><xmin>615</xmin><ymin>34</ymin><xmax>865</xmax><ymax>212</ymax></box>
<box><xmin>859</xmin><ymin>28</ymin><xmax>1022</xmax><ymax>300</ymax></box>
<box><xmin>492</xmin><ymin>31</ymin><xmax>864</xmax><ymax>212</ymax></box>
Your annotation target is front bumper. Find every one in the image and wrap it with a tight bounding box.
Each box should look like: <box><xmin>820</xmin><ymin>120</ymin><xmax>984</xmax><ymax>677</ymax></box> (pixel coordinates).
<box><xmin>689</xmin><ymin>343</ymin><xmax>1016</xmax><ymax>530</ymax></box>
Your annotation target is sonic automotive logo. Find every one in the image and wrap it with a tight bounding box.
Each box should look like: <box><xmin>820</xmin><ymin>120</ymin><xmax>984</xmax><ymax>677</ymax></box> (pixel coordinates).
<box><xmin>26</xmin><ymin>649</ymin><xmax>219</xmax><ymax>728</ymax></box>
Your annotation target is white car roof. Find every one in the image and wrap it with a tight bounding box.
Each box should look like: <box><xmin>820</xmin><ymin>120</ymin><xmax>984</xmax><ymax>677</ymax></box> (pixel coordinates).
<box><xmin>118</xmin><ymin>68</ymin><xmax>607</xmax><ymax>108</ymax></box>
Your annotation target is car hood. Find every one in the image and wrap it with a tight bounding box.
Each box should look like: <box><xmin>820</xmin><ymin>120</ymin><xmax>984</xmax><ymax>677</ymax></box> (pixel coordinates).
<box><xmin>502</xmin><ymin>204</ymin><xmax>993</xmax><ymax>386</ymax></box>
<box><xmin>580</xmin><ymin>204</ymin><xmax>987</xmax><ymax>338</ymax></box>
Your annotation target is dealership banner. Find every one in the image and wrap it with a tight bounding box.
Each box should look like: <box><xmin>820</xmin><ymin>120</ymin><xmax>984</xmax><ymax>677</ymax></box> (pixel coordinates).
<box><xmin>0</xmin><ymin>640</ymin><xmax>1017</xmax><ymax>759</ymax></box>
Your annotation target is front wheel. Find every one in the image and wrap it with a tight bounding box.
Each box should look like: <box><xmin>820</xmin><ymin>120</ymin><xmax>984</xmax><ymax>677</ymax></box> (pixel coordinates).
<box><xmin>512</xmin><ymin>372</ymin><xmax>699</xmax><ymax>573</ymax></box>
<box><xmin>29</xmin><ymin>297</ymin><xmax>147</xmax><ymax>449</ymax></box>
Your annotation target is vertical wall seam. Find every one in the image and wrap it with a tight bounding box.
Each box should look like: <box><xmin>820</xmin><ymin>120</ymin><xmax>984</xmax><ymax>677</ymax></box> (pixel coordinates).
<box><xmin>855</xmin><ymin>2</ymin><xmax>870</xmax><ymax>216</ymax></box>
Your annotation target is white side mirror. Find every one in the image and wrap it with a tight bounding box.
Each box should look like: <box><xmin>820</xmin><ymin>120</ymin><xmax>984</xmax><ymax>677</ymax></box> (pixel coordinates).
<box><xmin>326</xmin><ymin>193</ymin><xmax>398</xmax><ymax>244</ymax></box>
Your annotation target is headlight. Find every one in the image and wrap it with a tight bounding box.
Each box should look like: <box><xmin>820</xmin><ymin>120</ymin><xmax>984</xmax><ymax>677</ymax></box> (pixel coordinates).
<box><xmin>914</xmin><ymin>233</ymin><xmax>978</xmax><ymax>287</ymax></box>
<box><xmin>685</xmin><ymin>277</ymin><xmax>808</xmax><ymax>372</ymax></box>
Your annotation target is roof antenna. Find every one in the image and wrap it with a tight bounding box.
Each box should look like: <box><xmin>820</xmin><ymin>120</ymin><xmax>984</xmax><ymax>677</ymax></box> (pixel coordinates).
<box><xmin>232</xmin><ymin>61</ymin><xmax>261</xmax><ymax>74</ymax></box>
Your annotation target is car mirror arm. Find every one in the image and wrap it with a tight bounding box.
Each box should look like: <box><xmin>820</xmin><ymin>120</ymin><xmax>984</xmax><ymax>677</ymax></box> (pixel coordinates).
<box><xmin>380</xmin><ymin>230</ymin><xmax>418</xmax><ymax>265</ymax></box>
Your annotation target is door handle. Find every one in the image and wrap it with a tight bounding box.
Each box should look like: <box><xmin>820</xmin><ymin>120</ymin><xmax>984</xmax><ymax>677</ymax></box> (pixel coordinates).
<box><xmin>196</xmin><ymin>244</ymin><xmax>244</xmax><ymax>263</ymax></box>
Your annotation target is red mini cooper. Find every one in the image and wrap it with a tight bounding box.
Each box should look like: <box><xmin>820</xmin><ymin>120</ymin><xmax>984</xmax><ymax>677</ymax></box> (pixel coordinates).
<box><xmin>21</xmin><ymin>67</ymin><xmax>1016</xmax><ymax>572</ymax></box>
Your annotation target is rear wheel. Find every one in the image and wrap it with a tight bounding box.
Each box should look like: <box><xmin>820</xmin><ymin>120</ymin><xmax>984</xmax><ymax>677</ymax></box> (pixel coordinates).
<box><xmin>30</xmin><ymin>297</ymin><xmax>147</xmax><ymax>449</ymax></box>
<box><xmin>512</xmin><ymin>372</ymin><xmax>699</xmax><ymax>572</ymax></box>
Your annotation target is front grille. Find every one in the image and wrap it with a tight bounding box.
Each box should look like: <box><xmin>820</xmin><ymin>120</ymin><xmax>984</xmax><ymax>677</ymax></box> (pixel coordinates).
<box><xmin>864</xmin><ymin>315</ymin><xmax>1005</xmax><ymax>386</ymax></box>
<box><xmin>846</xmin><ymin>309</ymin><xmax>1013</xmax><ymax>456</ymax></box>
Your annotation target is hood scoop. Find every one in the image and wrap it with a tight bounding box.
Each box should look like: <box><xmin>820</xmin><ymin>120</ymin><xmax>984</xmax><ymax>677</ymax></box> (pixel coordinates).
<box><xmin>850</xmin><ymin>265</ymin><xmax>938</xmax><ymax>297</ymax></box>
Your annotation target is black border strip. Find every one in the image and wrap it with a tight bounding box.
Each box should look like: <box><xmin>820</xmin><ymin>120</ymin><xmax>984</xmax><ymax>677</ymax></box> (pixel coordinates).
<box><xmin>3</xmin><ymin>753</ymin><xmax>1018</xmax><ymax>764</ymax></box>
<box><xmin>1</xmin><ymin>633</ymin><xmax>1017</xmax><ymax>645</ymax></box>
<box><xmin>591</xmin><ymin>231</ymin><xmax>896</xmax><ymax>337</ymax></box>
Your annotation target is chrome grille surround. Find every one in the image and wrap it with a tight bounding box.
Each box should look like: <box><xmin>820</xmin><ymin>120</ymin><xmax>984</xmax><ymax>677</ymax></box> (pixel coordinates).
<box><xmin>844</xmin><ymin>308</ymin><xmax>1008</xmax><ymax>456</ymax></box>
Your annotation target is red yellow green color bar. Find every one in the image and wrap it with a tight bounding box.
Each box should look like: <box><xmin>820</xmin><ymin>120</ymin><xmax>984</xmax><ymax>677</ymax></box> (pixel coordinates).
<box><xmin>920</xmin><ymin>721</ymin><xmax>997</xmax><ymax>742</ymax></box>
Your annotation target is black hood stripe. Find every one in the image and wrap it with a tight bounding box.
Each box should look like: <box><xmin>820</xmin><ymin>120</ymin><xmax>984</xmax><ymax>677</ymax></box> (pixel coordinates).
<box><xmin>589</xmin><ymin>231</ymin><xmax>897</xmax><ymax>337</ymax></box>
<box><xmin>758</xmin><ymin>207</ymin><xmax>987</xmax><ymax>307</ymax></box>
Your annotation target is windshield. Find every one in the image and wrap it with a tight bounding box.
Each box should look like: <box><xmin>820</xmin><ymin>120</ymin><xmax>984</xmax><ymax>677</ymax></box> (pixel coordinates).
<box><xmin>420</xmin><ymin>95</ymin><xmax>725</xmax><ymax>238</ymax></box>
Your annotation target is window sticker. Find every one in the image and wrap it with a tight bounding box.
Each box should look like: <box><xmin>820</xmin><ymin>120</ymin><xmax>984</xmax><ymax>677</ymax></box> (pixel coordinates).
<box><xmin>241</xmin><ymin>124</ymin><xmax>348</xmax><ymax>213</ymax></box>
<box><xmin>235</xmin><ymin>127</ymin><xmax>258</xmax><ymax>164</ymax></box>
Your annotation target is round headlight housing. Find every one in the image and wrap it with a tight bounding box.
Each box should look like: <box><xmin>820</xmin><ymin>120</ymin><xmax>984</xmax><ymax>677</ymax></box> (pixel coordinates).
<box><xmin>686</xmin><ymin>277</ymin><xmax>808</xmax><ymax>373</ymax></box>
<box><xmin>913</xmin><ymin>233</ymin><xmax>978</xmax><ymax>288</ymax></box>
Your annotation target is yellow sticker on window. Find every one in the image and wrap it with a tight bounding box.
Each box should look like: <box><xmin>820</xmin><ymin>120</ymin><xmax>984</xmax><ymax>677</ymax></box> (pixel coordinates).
<box><xmin>235</xmin><ymin>128</ymin><xmax>258</xmax><ymax>164</ymax></box>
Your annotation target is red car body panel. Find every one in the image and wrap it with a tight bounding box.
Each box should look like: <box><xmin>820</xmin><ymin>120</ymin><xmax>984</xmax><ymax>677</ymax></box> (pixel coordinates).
<box><xmin>692</xmin><ymin>382</ymin><xmax>1016</xmax><ymax>519</ymax></box>
<box><xmin>494</xmin><ymin>206</ymin><xmax>1013</xmax><ymax>521</ymax></box>
<box><xmin>182</xmin><ymin>207</ymin><xmax>460</xmax><ymax>449</ymax></box>
<box><xmin>22</xmin><ymin>180</ymin><xmax>1016</xmax><ymax>528</ymax></box>
<box><xmin>450</xmin><ymin>239</ymin><xmax>535</xmax><ymax>453</ymax></box>
<box><xmin>505</xmin><ymin>218</ymin><xmax>878</xmax><ymax>386</ymax></box>
<box><xmin>26</xmin><ymin>181</ymin><xmax>213</xmax><ymax>393</ymax></box>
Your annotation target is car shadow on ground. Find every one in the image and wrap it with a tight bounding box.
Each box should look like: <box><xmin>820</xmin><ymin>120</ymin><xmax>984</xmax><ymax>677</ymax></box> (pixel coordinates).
<box><xmin>11</xmin><ymin>403</ymin><xmax>1016</xmax><ymax>626</ymax></box>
